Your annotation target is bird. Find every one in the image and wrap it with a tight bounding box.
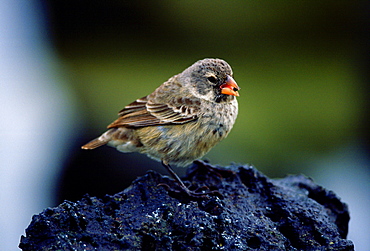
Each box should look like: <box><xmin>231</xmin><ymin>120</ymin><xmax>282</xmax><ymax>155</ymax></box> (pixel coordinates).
<box><xmin>82</xmin><ymin>58</ymin><xmax>240</xmax><ymax>197</ymax></box>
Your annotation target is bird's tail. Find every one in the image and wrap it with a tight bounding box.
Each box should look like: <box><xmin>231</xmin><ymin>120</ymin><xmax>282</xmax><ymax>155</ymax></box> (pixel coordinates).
<box><xmin>81</xmin><ymin>129</ymin><xmax>116</xmax><ymax>150</ymax></box>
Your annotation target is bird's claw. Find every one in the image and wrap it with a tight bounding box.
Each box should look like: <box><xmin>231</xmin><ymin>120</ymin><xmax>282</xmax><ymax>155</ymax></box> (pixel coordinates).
<box><xmin>157</xmin><ymin>183</ymin><xmax>222</xmax><ymax>199</ymax></box>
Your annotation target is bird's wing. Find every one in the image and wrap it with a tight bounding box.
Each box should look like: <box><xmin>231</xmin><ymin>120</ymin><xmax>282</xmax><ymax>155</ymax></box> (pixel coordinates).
<box><xmin>107</xmin><ymin>96</ymin><xmax>200</xmax><ymax>128</ymax></box>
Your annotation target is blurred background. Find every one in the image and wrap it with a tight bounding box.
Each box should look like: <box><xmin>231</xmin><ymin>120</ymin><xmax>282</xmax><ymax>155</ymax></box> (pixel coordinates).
<box><xmin>1</xmin><ymin>1</ymin><xmax>369</xmax><ymax>250</ymax></box>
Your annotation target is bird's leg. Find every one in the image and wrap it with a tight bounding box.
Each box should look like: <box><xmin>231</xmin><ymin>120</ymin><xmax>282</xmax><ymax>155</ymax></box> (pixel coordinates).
<box><xmin>160</xmin><ymin>160</ymin><xmax>221</xmax><ymax>198</ymax></box>
<box><xmin>161</xmin><ymin>160</ymin><xmax>188</xmax><ymax>191</ymax></box>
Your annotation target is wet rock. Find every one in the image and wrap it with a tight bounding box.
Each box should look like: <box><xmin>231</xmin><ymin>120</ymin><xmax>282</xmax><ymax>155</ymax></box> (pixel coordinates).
<box><xmin>19</xmin><ymin>162</ymin><xmax>354</xmax><ymax>250</ymax></box>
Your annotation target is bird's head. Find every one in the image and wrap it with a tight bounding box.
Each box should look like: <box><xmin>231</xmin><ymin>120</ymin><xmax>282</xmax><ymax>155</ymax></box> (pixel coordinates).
<box><xmin>180</xmin><ymin>58</ymin><xmax>240</xmax><ymax>102</ymax></box>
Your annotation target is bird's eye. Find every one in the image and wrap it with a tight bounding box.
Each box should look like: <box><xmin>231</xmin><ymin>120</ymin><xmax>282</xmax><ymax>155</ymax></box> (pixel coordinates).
<box><xmin>207</xmin><ymin>76</ymin><xmax>217</xmax><ymax>83</ymax></box>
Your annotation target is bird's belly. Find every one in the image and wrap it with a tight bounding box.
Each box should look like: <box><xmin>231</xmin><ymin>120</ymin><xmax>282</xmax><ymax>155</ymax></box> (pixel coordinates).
<box><xmin>136</xmin><ymin>117</ymin><xmax>233</xmax><ymax>166</ymax></box>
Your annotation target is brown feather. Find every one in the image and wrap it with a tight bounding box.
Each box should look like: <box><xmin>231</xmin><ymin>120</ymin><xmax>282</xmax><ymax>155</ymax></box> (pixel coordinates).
<box><xmin>81</xmin><ymin>138</ymin><xmax>110</xmax><ymax>149</ymax></box>
<box><xmin>118</xmin><ymin>97</ymin><xmax>147</xmax><ymax>116</ymax></box>
<box><xmin>107</xmin><ymin>91</ymin><xmax>199</xmax><ymax>128</ymax></box>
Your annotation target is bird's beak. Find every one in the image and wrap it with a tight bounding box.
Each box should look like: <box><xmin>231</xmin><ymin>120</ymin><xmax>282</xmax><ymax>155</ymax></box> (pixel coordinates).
<box><xmin>220</xmin><ymin>75</ymin><xmax>240</xmax><ymax>96</ymax></box>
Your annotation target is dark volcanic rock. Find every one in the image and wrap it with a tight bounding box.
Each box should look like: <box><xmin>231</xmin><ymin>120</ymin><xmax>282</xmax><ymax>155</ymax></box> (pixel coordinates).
<box><xmin>19</xmin><ymin>162</ymin><xmax>354</xmax><ymax>250</ymax></box>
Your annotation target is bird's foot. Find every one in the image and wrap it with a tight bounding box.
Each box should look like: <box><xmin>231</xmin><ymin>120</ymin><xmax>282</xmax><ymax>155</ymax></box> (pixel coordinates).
<box><xmin>158</xmin><ymin>182</ymin><xmax>223</xmax><ymax>199</ymax></box>
<box><xmin>159</xmin><ymin>159</ymin><xmax>224</xmax><ymax>199</ymax></box>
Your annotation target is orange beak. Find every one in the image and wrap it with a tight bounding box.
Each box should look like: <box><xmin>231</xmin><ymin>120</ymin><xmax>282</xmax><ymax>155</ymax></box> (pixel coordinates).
<box><xmin>220</xmin><ymin>75</ymin><xmax>240</xmax><ymax>96</ymax></box>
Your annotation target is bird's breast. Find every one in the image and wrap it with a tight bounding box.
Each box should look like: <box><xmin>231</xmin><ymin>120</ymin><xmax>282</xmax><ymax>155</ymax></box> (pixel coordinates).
<box><xmin>135</xmin><ymin>100</ymin><xmax>238</xmax><ymax>166</ymax></box>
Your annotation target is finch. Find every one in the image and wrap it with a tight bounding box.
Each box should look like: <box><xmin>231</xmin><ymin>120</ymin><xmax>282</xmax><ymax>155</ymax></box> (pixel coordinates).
<box><xmin>82</xmin><ymin>58</ymin><xmax>240</xmax><ymax>196</ymax></box>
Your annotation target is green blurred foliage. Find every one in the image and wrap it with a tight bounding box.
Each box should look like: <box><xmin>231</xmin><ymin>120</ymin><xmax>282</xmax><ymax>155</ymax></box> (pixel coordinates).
<box><xmin>51</xmin><ymin>1</ymin><xmax>364</xmax><ymax>176</ymax></box>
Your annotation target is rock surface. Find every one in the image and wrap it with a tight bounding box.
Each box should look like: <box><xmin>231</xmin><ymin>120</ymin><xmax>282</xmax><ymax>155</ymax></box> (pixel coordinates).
<box><xmin>19</xmin><ymin>162</ymin><xmax>354</xmax><ymax>250</ymax></box>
